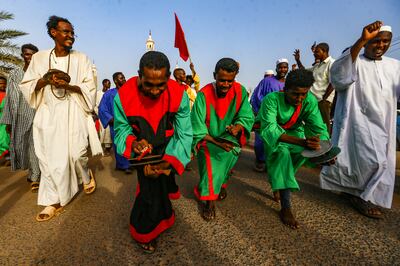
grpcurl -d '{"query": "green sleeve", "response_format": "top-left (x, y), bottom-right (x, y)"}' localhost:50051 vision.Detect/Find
top-left (113, 94), bottom-right (136, 159)
top-left (190, 92), bottom-right (208, 152)
top-left (233, 86), bottom-right (255, 139)
top-left (303, 94), bottom-right (330, 141)
top-left (258, 93), bottom-right (285, 151)
top-left (163, 92), bottom-right (193, 174)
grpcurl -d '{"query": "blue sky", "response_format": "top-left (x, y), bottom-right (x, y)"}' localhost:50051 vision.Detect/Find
top-left (2, 0), bottom-right (400, 91)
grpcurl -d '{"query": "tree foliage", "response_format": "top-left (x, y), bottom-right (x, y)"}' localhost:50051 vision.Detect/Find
top-left (0, 11), bottom-right (27, 76)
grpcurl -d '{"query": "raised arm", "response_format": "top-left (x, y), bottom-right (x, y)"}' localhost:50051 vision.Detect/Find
top-left (350, 21), bottom-right (383, 62)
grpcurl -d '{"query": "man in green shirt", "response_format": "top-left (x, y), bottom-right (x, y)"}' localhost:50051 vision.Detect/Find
top-left (191, 58), bottom-right (254, 221)
top-left (258, 69), bottom-right (330, 229)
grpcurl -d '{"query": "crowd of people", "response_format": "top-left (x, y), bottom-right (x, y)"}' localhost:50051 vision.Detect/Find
top-left (0, 15), bottom-right (399, 254)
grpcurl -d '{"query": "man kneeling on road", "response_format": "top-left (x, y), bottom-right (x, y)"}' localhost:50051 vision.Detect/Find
top-left (258, 69), bottom-right (331, 229)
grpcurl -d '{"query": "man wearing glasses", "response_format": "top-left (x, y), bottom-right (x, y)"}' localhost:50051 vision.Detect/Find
top-left (20, 15), bottom-right (102, 222)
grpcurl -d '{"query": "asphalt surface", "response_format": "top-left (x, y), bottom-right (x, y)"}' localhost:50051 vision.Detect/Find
top-left (0, 149), bottom-right (399, 265)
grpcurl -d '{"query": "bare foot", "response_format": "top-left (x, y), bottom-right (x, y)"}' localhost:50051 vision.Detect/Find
top-left (137, 239), bottom-right (157, 254)
top-left (202, 200), bottom-right (216, 221)
top-left (218, 187), bottom-right (227, 201)
top-left (273, 191), bottom-right (280, 202)
top-left (279, 208), bottom-right (299, 229)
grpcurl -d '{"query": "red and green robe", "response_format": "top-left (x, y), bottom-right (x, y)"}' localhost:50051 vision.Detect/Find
top-left (191, 82), bottom-right (254, 200)
top-left (258, 91), bottom-right (329, 191)
top-left (113, 77), bottom-right (192, 243)
top-left (0, 91), bottom-right (10, 159)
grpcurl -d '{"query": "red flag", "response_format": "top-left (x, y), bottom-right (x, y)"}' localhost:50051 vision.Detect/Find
top-left (174, 13), bottom-right (189, 61)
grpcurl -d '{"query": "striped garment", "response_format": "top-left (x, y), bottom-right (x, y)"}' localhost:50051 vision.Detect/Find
top-left (0, 67), bottom-right (40, 181)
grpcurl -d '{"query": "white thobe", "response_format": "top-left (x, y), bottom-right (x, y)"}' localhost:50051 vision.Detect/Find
top-left (20, 49), bottom-right (102, 206)
top-left (320, 49), bottom-right (400, 208)
top-left (95, 90), bottom-right (112, 145)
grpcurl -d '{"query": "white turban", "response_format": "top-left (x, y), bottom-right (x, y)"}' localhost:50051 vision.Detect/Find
top-left (276, 58), bottom-right (289, 66)
top-left (265, 70), bottom-right (274, 75)
top-left (379, 25), bottom-right (392, 33)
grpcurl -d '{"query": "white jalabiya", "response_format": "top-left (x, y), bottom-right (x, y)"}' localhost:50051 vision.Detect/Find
top-left (20, 49), bottom-right (102, 206)
top-left (95, 90), bottom-right (112, 145)
top-left (320, 49), bottom-right (400, 208)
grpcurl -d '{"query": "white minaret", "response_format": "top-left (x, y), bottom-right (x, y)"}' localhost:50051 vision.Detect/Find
top-left (146, 30), bottom-right (155, 51)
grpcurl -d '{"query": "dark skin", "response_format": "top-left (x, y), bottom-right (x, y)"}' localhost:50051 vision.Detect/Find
top-left (0, 79), bottom-right (6, 91)
top-left (293, 45), bottom-right (334, 102)
top-left (37, 21), bottom-right (79, 220)
top-left (21, 48), bottom-right (37, 72)
top-left (278, 86), bottom-right (331, 229)
top-left (6, 48), bottom-right (38, 134)
top-left (131, 67), bottom-right (172, 178)
top-left (279, 86), bottom-right (321, 150)
top-left (293, 41), bottom-right (322, 69)
top-left (275, 62), bottom-right (289, 81)
top-left (351, 21), bottom-right (391, 62)
top-left (348, 21), bottom-right (389, 217)
top-left (102, 80), bottom-right (111, 92)
top-left (173, 69), bottom-right (186, 84)
top-left (108, 74), bottom-right (126, 126)
top-left (202, 68), bottom-right (243, 221)
top-left (34, 21), bottom-right (81, 95)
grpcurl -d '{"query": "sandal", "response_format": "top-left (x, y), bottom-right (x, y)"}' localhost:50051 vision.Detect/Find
top-left (217, 187), bottom-right (227, 201)
top-left (31, 182), bottom-right (39, 193)
top-left (83, 169), bottom-right (96, 195)
top-left (36, 206), bottom-right (63, 222)
top-left (137, 240), bottom-right (157, 254)
top-left (349, 196), bottom-right (383, 219)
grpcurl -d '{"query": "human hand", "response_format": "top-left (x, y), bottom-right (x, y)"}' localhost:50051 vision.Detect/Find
top-left (226, 124), bottom-right (243, 137)
top-left (293, 49), bottom-right (301, 61)
top-left (132, 139), bottom-right (153, 155)
top-left (361, 21), bottom-right (383, 42)
top-left (190, 62), bottom-right (195, 71)
top-left (143, 164), bottom-right (160, 178)
top-left (305, 135), bottom-right (320, 150)
top-left (311, 41), bottom-right (317, 53)
top-left (217, 140), bottom-right (234, 152)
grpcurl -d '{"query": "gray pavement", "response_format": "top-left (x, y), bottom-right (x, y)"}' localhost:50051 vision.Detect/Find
top-left (0, 149), bottom-right (399, 265)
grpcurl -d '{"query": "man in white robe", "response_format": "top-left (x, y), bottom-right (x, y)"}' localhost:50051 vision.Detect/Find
top-left (320, 21), bottom-right (400, 218)
top-left (20, 15), bottom-right (102, 221)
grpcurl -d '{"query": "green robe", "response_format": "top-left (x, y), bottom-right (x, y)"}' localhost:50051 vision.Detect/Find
top-left (258, 91), bottom-right (329, 191)
top-left (191, 82), bottom-right (254, 200)
top-left (0, 92), bottom-right (10, 158)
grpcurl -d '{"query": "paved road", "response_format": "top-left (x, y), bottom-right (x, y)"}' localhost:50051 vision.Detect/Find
top-left (0, 149), bottom-right (399, 265)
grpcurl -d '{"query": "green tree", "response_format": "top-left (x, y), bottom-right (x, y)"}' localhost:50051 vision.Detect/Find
top-left (0, 11), bottom-right (27, 76)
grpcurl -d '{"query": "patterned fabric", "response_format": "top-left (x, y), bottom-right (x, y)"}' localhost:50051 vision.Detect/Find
top-left (0, 67), bottom-right (40, 180)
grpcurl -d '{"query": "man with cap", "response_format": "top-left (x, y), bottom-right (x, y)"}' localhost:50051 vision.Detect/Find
top-left (264, 70), bottom-right (274, 78)
top-left (293, 42), bottom-right (335, 133)
top-left (320, 21), bottom-right (400, 219)
top-left (250, 59), bottom-right (288, 176)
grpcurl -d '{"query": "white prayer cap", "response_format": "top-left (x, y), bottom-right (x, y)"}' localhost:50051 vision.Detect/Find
top-left (276, 58), bottom-right (289, 65)
top-left (265, 70), bottom-right (274, 75)
top-left (379, 25), bottom-right (392, 33)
